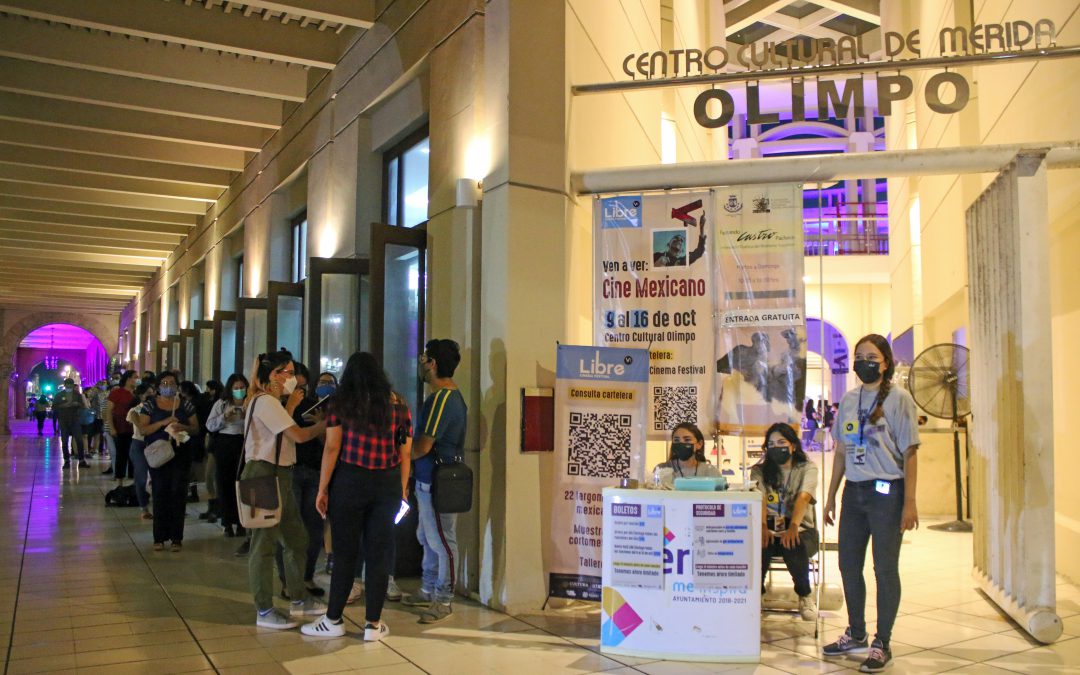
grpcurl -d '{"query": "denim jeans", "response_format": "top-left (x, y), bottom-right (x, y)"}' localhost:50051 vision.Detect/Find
top-left (129, 439), bottom-right (150, 509)
top-left (761, 529), bottom-right (816, 597)
top-left (415, 481), bottom-right (458, 604)
top-left (838, 479), bottom-right (905, 643)
top-left (58, 420), bottom-right (85, 461)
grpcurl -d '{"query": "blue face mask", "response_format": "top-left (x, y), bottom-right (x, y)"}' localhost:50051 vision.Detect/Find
top-left (315, 383), bottom-right (336, 398)
top-left (231, 388), bottom-right (246, 401)
top-left (159, 385), bottom-right (176, 398)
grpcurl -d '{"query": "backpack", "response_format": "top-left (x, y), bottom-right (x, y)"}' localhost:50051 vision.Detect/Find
top-left (104, 483), bottom-right (139, 507)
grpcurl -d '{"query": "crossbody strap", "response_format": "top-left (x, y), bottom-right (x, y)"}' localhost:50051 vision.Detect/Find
top-left (239, 394), bottom-right (283, 480)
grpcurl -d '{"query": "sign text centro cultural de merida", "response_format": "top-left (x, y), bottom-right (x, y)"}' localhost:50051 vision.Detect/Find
top-left (617, 19), bottom-right (1057, 127)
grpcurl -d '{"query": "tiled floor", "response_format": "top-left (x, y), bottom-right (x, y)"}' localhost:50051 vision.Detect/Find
top-left (2, 420), bottom-right (1078, 674)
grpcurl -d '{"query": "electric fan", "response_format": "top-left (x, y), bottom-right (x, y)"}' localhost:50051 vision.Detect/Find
top-left (908, 343), bottom-right (971, 532)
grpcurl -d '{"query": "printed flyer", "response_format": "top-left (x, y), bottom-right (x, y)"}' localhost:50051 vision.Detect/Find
top-left (691, 502), bottom-right (752, 589)
top-left (608, 502), bottom-right (664, 589)
top-left (594, 192), bottom-right (714, 439)
top-left (548, 345), bottom-right (649, 601)
top-left (712, 184), bottom-right (807, 435)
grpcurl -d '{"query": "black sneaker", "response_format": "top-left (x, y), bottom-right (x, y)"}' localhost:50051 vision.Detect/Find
top-left (822, 628), bottom-right (869, 657)
top-left (234, 539), bottom-right (251, 557)
top-left (101, 468), bottom-right (113, 475)
top-left (859, 638), bottom-right (892, 673)
top-left (78, 460), bottom-right (90, 468)
top-left (62, 460), bottom-right (70, 469)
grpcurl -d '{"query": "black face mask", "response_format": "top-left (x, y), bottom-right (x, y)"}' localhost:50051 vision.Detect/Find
top-left (671, 442), bottom-right (695, 462)
top-left (767, 446), bottom-right (792, 465)
top-left (853, 359), bottom-right (882, 384)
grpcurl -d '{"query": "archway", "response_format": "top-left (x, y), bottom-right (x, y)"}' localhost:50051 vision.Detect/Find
top-left (805, 317), bottom-right (849, 408)
top-left (1, 313), bottom-right (117, 434)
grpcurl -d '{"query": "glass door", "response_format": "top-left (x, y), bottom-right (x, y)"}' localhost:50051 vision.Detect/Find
top-left (167, 335), bottom-right (182, 372)
top-left (267, 281), bottom-right (305, 365)
top-left (307, 258), bottom-right (369, 380)
top-left (236, 298), bottom-right (269, 376)
top-left (155, 340), bottom-right (169, 373)
top-left (179, 329), bottom-right (197, 382)
top-left (371, 224), bottom-right (427, 413)
top-left (212, 310), bottom-right (237, 381)
top-left (193, 320), bottom-right (215, 385)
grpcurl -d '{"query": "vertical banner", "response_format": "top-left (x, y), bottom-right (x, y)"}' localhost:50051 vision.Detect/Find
top-left (594, 192), bottom-right (714, 439)
top-left (549, 345), bottom-right (648, 600)
top-left (713, 184), bottom-right (806, 436)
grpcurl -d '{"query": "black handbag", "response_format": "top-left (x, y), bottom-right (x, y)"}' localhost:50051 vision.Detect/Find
top-left (431, 457), bottom-right (473, 514)
top-left (235, 395), bottom-right (284, 528)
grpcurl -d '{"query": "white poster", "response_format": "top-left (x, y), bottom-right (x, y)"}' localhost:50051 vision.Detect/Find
top-left (548, 345), bottom-right (649, 601)
top-left (712, 184), bottom-right (807, 436)
top-left (691, 502), bottom-right (752, 589)
top-left (595, 193), bottom-right (714, 439)
top-left (609, 502), bottom-right (665, 589)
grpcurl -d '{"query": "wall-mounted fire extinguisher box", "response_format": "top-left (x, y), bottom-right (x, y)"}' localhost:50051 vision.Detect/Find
top-left (521, 387), bottom-right (554, 452)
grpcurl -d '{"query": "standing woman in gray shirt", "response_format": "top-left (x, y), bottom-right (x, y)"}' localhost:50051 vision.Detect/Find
top-left (821, 334), bottom-right (920, 674)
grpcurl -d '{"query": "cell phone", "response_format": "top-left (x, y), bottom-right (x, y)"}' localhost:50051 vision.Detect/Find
top-left (394, 499), bottom-right (411, 524)
top-left (301, 395), bottom-right (330, 417)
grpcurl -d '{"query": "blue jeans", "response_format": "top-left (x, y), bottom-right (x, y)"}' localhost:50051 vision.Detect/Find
top-left (415, 481), bottom-right (457, 603)
top-left (129, 439), bottom-right (150, 509)
top-left (838, 479), bottom-right (905, 643)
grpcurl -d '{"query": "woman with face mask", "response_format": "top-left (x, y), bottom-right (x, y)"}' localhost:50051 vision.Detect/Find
top-left (127, 383), bottom-right (156, 519)
top-left (822, 334), bottom-right (920, 673)
top-left (651, 423), bottom-right (720, 490)
top-left (137, 372), bottom-right (200, 552)
top-left (751, 422), bottom-right (819, 621)
top-left (207, 373), bottom-right (250, 538)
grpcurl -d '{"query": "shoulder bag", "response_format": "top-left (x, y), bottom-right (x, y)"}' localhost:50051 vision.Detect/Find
top-left (432, 454), bottom-right (473, 514)
top-left (235, 395), bottom-right (283, 529)
top-left (144, 397), bottom-right (178, 468)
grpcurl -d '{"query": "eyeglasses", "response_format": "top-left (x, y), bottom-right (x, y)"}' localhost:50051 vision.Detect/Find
top-left (278, 369), bottom-right (295, 377)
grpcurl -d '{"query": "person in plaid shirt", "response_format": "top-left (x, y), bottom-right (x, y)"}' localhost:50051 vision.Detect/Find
top-left (303, 351), bottom-right (411, 642)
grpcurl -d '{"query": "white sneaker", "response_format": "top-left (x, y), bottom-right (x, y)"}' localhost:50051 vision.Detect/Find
top-left (364, 621), bottom-right (389, 642)
top-left (799, 595), bottom-right (818, 621)
top-left (347, 581), bottom-right (364, 604)
top-left (290, 597), bottom-right (328, 616)
top-left (256, 609), bottom-right (299, 630)
top-left (386, 576), bottom-right (402, 601)
top-left (301, 614), bottom-right (346, 638)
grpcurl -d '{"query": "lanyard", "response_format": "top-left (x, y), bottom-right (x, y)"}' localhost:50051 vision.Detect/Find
top-left (673, 460), bottom-right (699, 478)
top-left (777, 466), bottom-right (796, 515)
top-left (857, 386), bottom-right (871, 444)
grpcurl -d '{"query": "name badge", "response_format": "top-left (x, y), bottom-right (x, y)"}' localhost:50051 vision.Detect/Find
top-left (853, 444), bottom-right (867, 466)
top-left (875, 480), bottom-right (891, 495)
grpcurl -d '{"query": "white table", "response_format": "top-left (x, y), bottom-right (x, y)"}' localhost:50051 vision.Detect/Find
top-left (600, 488), bottom-right (762, 662)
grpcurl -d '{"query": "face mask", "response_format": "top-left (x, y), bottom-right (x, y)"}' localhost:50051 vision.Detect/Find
top-left (98, 384), bottom-right (107, 391)
top-left (135, 379), bottom-right (142, 386)
top-left (671, 442), bottom-right (695, 462)
top-left (315, 383), bottom-right (336, 398)
top-left (282, 376), bottom-right (298, 395)
top-left (767, 446), bottom-right (792, 465)
top-left (853, 359), bottom-right (882, 384)
top-left (231, 388), bottom-right (246, 401)
top-left (159, 385), bottom-right (176, 398)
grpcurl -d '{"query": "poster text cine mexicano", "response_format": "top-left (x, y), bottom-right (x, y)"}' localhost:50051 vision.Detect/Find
top-left (618, 19), bottom-right (1057, 127)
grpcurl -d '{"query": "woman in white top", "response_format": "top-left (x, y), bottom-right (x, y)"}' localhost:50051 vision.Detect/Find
top-left (126, 383), bottom-right (155, 519)
top-left (206, 373), bottom-right (248, 537)
top-left (242, 350), bottom-right (327, 631)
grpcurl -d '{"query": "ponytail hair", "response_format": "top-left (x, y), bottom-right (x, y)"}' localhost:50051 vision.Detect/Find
top-left (854, 333), bottom-right (894, 423)
top-left (250, 349), bottom-right (293, 400)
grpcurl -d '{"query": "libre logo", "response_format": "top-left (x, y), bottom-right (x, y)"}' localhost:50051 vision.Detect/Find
top-left (752, 197), bottom-right (771, 213)
top-left (724, 194), bottom-right (743, 213)
top-left (663, 527), bottom-right (676, 546)
top-left (601, 196), bottom-right (642, 229)
top-left (602, 587), bottom-right (643, 647)
top-left (578, 350), bottom-right (625, 377)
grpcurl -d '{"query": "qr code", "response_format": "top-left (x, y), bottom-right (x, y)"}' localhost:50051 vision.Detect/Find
top-left (567, 412), bottom-right (632, 479)
top-left (653, 386), bottom-right (698, 431)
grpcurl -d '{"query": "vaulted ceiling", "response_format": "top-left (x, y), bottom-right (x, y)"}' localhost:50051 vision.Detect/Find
top-left (0, 0), bottom-right (369, 313)
top-left (724, 0), bottom-right (881, 49)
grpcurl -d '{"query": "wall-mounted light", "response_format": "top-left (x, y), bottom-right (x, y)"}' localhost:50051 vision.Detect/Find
top-left (455, 177), bottom-right (482, 208)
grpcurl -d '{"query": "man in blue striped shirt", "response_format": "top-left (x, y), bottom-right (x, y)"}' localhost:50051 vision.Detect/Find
top-left (403, 339), bottom-right (467, 624)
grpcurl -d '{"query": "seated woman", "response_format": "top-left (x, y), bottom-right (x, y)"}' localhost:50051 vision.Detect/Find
top-left (751, 422), bottom-right (819, 621)
top-left (651, 422), bottom-right (720, 490)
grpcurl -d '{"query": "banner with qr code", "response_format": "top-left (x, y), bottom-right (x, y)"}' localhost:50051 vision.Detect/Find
top-left (594, 192), bottom-right (714, 440)
top-left (712, 184), bottom-right (806, 436)
top-left (548, 344), bottom-right (648, 600)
